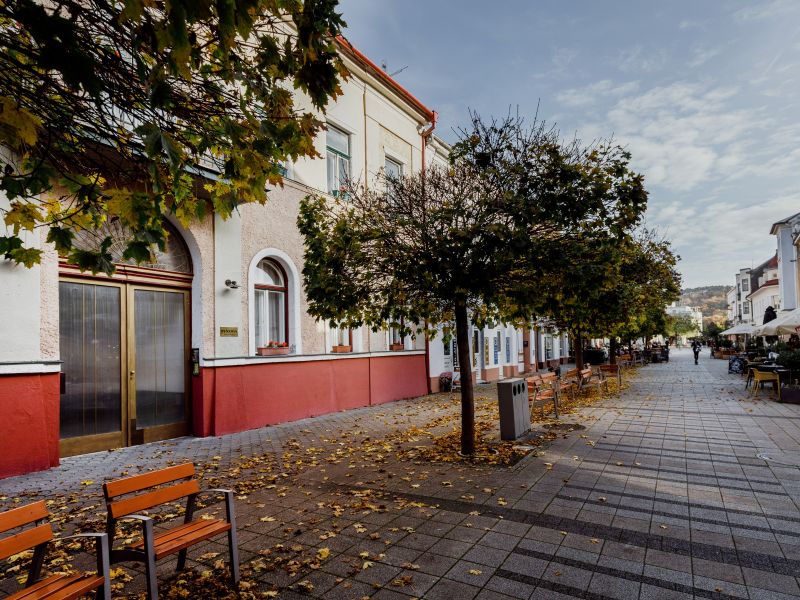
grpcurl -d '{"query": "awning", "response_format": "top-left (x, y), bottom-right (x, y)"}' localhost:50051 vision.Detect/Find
top-left (720, 323), bottom-right (756, 335)
top-left (752, 308), bottom-right (800, 336)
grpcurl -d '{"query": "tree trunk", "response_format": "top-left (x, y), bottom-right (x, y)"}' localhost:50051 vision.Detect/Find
top-left (609, 338), bottom-right (618, 365)
top-left (455, 300), bottom-right (475, 456)
top-left (574, 331), bottom-right (584, 370)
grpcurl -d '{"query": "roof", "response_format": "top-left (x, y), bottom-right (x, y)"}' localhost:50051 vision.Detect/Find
top-left (770, 211), bottom-right (800, 234)
top-left (746, 279), bottom-right (779, 299)
top-left (335, 36), bottom-right (436, 123)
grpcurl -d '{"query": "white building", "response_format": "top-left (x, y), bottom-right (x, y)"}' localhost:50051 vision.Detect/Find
top-left (770, 212), bottom-right (800, 312)
top-left (665, 303), bottom-right (703, 345)
top-left (746, 254), bottom-right (779, 325)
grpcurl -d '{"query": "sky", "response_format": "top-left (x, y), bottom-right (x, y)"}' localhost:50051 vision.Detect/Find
top-left (337, 0), bottom-right (800, 289)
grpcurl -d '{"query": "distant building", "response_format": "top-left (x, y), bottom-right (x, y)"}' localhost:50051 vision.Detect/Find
top-left (666, 303), bottom-right (703, 345)
top-left (746, 254), bottom-right (780, 325)
top-left (770, 212), bottom-right (800, 312)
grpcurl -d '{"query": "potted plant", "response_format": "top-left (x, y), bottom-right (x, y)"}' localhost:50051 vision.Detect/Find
top-left (257, 341), bottom-right (290, 356)
top-left (389, 342), bottom-right (404, 351)
top-left (331, 344), bottom-right (352, 353)
top-left (439, 371), bottom-right (453, 392)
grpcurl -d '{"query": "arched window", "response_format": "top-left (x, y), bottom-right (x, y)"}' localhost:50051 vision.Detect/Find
top-left (254, 258), bottom-right (288, 348)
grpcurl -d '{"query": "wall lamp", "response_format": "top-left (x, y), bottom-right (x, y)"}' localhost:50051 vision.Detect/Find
top-left (224, 279), bottom-right (241, 289)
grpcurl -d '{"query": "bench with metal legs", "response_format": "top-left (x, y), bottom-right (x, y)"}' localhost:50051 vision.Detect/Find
top-left (103, 463), bottom-right (239, 600)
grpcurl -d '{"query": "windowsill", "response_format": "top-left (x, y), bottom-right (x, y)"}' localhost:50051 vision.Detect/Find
top-left (201, 349), bottom-right (425, 367)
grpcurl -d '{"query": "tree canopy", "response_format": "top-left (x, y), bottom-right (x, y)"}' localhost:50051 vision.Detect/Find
top-left (298, 114), bottom-right (665, 454)
top-left (0, 0), bottom-right (346, 272)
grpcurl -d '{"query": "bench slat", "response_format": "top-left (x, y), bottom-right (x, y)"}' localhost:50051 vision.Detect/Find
top-left (104, 463), bottom-right (195, 499)
top-left (0, 523), bottom-right (52, 561)
top-left (10, 573), bottom-right (104, 600)
top-left (131, 519), bottom-right (231, 560)
top-left (0, 501), bottom-right (48, 535)
top-left (108, 479), bottom-right (200, 519)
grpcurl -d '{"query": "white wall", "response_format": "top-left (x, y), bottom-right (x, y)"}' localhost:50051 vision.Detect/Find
top-left (0, 193), bottom-right (43, 364)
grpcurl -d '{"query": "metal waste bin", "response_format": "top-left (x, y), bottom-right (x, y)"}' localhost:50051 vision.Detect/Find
top-left (497, 378), bottom-right (531, 440)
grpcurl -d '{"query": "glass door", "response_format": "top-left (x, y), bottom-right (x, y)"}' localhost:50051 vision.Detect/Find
top-left (59, 281), bottom-right (126, 455)
top-left (129, 287), bottom-right (190, 443)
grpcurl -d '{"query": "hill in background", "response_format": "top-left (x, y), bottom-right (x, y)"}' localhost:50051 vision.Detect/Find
top-left (680, 285), bottom-right (729, 327)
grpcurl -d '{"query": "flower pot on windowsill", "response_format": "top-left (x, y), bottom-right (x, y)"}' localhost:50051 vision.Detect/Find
top-left (257, 346), bottom-right (290, 356)
top-left (389, 343), bottom-right (405, 351)
top-left (331, 345), bottom-right (352, 353)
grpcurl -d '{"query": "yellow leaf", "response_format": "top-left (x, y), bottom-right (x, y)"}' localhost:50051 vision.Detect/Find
top-left (468, 569), bottom-right (482, 575)
top-left (0, 97), bottom-right (40, 148)
top-left (317, 547), bottom-right (330, 560)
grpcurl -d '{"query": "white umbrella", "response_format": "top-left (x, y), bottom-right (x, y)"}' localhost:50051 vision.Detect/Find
top-left (753, 308), bottom-right (800, 336)
top-left (720, 323), bottom-right (756, 335)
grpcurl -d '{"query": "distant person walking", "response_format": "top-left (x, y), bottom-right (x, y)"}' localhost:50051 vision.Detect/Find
top-left (691, 339), bottom-right (702, 365)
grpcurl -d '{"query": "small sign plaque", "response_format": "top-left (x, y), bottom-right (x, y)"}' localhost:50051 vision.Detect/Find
top-left (219, 327), bottom-right (239, 337)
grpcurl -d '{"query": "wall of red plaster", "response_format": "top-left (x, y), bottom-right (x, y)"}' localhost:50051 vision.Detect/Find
top-left (0, 373), bottom-right (59, 478)
top-left (193, 354), bottom-right (427, 437)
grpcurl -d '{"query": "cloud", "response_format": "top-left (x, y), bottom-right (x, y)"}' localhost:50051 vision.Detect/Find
top-left (580, 82), bottom-right (762, 192)
top-left (687, 46), bottom-right (723, 68)
top-left (734, 0), bottom-right (800, 22)
top-left (555, 80), bottom-right (639, 108)
top-left (613, 45), bottom-right (668, 73)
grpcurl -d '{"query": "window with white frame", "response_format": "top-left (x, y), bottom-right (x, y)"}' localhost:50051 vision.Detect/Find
top-left (326, 125), bottom-right (350, 196)
top-left (254, 259), bottom-right (288, 349)
top-left (741, 279), bottom-right (749, 292)
top-left (384, 156), bottom-right (403, 181)
top-left (333, 326), bottom-right (352, 349)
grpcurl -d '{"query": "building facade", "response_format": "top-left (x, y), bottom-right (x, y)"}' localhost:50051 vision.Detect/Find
top-left (770, 212), bottom-right (800, 313)
top-left (0, 39), bottom-right (577, 479)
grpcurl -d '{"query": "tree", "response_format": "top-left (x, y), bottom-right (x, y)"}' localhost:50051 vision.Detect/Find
top-left (605, 232), bottom-right (681, 357)
top-left (298, 114), bottom-right (604, 455)
top-left (668, 313), bottom-right (697, 342)
top-left (0, 0), bottom-right (346, 272)
top-left (515, 144), bottom-right (650, 369)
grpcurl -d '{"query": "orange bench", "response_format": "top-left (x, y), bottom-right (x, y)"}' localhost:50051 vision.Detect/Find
top-left (103, 463), bottom-right (239, 600)
top-left (0, 500), bottom-right (110, 600)
top-left (527, 373), bottom-right (560, 418)
top-left (597, 364), bottom-right (622, 386)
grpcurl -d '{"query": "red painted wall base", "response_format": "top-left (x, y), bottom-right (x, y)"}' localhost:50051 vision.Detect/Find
top-left (192, 353), bottom-right (428, 437)
top-left (0, 373), bottom-right (60, 479)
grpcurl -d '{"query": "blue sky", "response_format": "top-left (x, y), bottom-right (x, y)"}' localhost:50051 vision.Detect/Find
top-left (337, 0), bottom-right (800, 289)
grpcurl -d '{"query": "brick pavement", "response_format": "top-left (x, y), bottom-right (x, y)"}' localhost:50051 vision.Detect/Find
top-left (4, 348), bottom-right (800, 598)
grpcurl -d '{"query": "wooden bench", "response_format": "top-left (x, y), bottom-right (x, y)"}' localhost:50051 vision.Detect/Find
top-left (527, 373), bottom-right (559, 418)
top-left (103, 463), bottom-right (239, 600)
top-left (0, 500), bottom-right (110, 600)
top-left (618, 354), bottom-right (633, 368)
top-left (558, 368), bottom-right (580, 401)
top-left (597, 364), bottom-right (622, 387)
top-left (579, 367), bottom-right (609, 395)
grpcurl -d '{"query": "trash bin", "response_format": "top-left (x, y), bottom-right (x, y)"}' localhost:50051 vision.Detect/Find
top-left (497, 378), bottom-right (531, 440)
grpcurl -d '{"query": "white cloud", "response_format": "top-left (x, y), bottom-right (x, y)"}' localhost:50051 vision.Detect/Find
top-left (734, 0), bottom-right (799, 22)
top-left (687, 46), bottom-right (723, 68)
top-left (555, 80), bottom-right (639, 108)
top-left (613, 45), bottom-right (668, 73)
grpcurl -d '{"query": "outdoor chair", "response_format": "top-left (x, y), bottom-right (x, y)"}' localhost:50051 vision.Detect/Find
top-left (0, 500), bottom-right (111, 600)
top-left (751, 370), bottom-right (780, 400)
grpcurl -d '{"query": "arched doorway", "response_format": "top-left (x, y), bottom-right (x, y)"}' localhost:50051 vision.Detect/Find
top-left (58, 221), bottom-right (193, 456)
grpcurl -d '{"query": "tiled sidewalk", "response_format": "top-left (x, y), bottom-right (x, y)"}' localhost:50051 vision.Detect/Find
top-left (4, 348), bottom-right (800, 599)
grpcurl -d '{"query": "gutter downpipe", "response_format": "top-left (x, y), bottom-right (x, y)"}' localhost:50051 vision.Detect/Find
top-left (421, 112), bottom-right (437, 393)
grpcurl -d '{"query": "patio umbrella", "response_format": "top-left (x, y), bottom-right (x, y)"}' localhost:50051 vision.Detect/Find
top-left (753, 308), bottom-right (800, 336)
top-left (720, 323), bottom-right (756, 335)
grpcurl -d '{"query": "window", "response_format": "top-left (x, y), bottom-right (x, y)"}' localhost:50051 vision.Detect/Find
top-left (333, 327), bottom-right (352, 349)
top-left (326, 125), bottom-right (350, 196)
top-left (741, 279), bottom-right (749, 292)
top-left (743, 303), bottom-right (750, 315)
top-left (384, 156), bottom-right (403, 180)
top-left (254, 259), bottom-right (288, 349)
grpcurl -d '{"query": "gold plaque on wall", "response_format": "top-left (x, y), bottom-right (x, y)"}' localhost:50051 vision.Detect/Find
top-left (219, 327), bottom-right (239, 337)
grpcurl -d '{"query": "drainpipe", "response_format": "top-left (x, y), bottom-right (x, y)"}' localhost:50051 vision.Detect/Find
top-left (420, 113), bottom-right (436, 394)
top-left (419, 112), bottom-right (438, 176)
